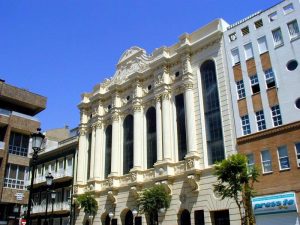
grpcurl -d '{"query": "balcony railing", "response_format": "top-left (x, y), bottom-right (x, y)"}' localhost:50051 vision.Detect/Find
top-left (0, 141), bottom-right (5, 150)
top-left (32, 201), bottom-right (70, 214)
top-left (0, 108), bottom-right (11, 116)
top-left (25, 169), bottom-right (73, 186)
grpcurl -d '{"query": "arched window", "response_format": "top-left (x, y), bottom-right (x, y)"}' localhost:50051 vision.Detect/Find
top-left (200, 60), bottom-right (225, 164)
top-left (175, 94), bottom-right (187, 161)
top-left (125, 210), bottom-right (133, 225)
top-left (123, 115), bottom-right (134, 174)
top-left (104, 125), bottom-right (112, 178)
top-left (146, 107), bottom-right (157, 168)
top-left (180, 209), bottom-right (191, 225)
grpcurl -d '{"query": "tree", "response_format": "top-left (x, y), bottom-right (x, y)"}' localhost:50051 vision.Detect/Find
top-left (75, 192), bottom-right (98, 217)
top-left (213, 154), bottom-right (259, 225)
top-left (137, 184), bottom-right (171, 225)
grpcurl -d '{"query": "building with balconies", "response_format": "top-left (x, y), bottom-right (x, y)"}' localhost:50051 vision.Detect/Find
top-left (0, 80), bottom-right (46, 225)
top-left (224, 0), bottom-right (300, 224)
top-left (26, 127), bottom-right (78, 225)
top-left (74, 19), bottom-right (240, 225)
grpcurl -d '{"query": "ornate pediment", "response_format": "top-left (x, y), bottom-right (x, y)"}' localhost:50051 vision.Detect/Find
top-left (110, 46), bottom-right (151, 85)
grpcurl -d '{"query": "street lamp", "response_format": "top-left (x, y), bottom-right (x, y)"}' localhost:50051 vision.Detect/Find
top-left (132, 209), bottom-right (138, 225)
top-left (44, 172), bottom-right (54, 225)
top-left (26, 128), bottom-right (45, 225)
top-left (50, 190), bottom-right (56, 225)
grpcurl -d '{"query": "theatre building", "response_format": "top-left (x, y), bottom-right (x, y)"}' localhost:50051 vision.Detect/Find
top-left (74, 19), bottom-right (240, 225)
top-left (224, 0), bottom-right (300, 224)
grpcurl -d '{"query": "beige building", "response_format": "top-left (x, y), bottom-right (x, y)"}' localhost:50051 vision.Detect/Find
top-left (0, 80), bottom-right (46, 225)
top-left (74, 19), bottom-right (239, 225)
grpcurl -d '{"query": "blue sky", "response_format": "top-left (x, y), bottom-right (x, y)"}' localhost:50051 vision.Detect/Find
top-left (0, 0), bottom-right (280, 131)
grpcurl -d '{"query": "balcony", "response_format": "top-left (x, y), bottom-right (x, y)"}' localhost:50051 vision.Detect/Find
top-left (26, 169), bottom-right (73, 186)
top-left (0, 141), bottom-right (4, 150)
top-left (31, 201), bottom-right (70, 214)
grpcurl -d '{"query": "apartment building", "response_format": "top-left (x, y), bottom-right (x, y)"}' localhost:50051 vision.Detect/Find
top-left (0, 80), bottom-right (46, 225)
top-left (224, 0), bottom-right (300, 224)
top-left (26, 127), bottom-right (78, 225)
top-left (74, 19), bottom-right (239, 225)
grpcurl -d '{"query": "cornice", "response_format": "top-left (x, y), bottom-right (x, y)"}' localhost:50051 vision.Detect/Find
top-left (237, 121), bottom-right (300, 145)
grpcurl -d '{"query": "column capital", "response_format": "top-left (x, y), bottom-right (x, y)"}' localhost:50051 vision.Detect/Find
top-left (79, 127), bottom-right (88, 136)
top-left (184, 82), bottom-right (193, 90)
top-left (161, 91), bottom-right (171, 100)
top-left (111, 113), bottom-right (120, 122)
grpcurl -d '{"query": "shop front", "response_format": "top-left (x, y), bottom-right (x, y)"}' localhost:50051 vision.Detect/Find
top-left (252, 192), bottom-right (299, 225)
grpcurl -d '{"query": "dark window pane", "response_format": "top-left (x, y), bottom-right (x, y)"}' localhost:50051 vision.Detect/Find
top-left (200, 60), bottom-right (224, 164)
top-left (213, 210), bottom-right (230, 225)
top-left (18, 166), bottom-right (25, 180)
top-left (195, 210), bottom-right (205, 225)
top-left (180, 210), bottom-right (191, 225)
top-left (146, 107), bottom-right (157, 168)
top-left (105, 125), bottom-right (112, 178)
top-left (87, 133), bottom-right (92, 179)
top-left (123, 115), bottom-right (134, 174)
top-left (175, 94), bottom-right (187, 161)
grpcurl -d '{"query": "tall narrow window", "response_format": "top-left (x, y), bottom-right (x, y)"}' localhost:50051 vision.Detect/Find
top-left (246, 154), bottom-right (254, 172)
top-left (287, 20), bottom-right (300, 39)
top-left (271, 105), bottom-right (282, 126)
top-left (123, 115), bottom-right (134, 174)
top-left (261, 150), bottom-right (272, 173)
top-left (256, 110), bottom-right (266, 131)
top-left (283, 3), bottom-right (294, 14)
top-left (175, 94), bottom-right (187, 161)
top-left (231, 48), bottom-right (240, 65)
top-left (268, 12), bottom-right (277, 22)
top-left (264, 68), bottom-right (276, 88)
top-left (87, 133), bottom-right (92, 179)
top-left (295, 142), bottom-right (300, 167)
top-left (244, 43), bottom-right (254, 60)
top-left (236, 80), bottom-right (246, 99)
top-left (180, 210), bottom-right (191, 225)
top-left (250, 74), bottom-right (260, 94)
top-left (272, 28), bottom-right (284, 47)
top-left (241, 115), bottom-right (251, 135)
top-left (146, 107), bottom-right (157, 168)
top-left (201, 60), bottom-right (224, 165)
top-left (104, 125), bottom-right (112, 178)
top-left (257, 36), bottom-right (268, 54)
top-left (278, 146), bottom-right (290, 170)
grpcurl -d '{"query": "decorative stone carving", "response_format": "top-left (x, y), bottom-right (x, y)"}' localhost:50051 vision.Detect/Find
top-left (184, 83), bottom-right (193, 90)
top-left (107, 178), bottom-right (113, 187)
top-left (110, 47), bottom-right (151, 85)
top-left (131, 172), bottom-right (137, 182)
top-left (186, 158), bottom-right (194, 169)
top-left (89, 184), bottom-right (94, 191)
top-left (111, 113), bottom-right (119, 122)
top-left (187, 174), bottom-right (200, 192)
top-left (107, 191), bottom-right (117, 204)
top-left (79, 128), bottom-right (87, 136)
top-left (161, 92), bottom-right (170, 100)
top-left (155, 180), bottom-right (172, 195)
top-left (130, 186), bottom-right (141, 199)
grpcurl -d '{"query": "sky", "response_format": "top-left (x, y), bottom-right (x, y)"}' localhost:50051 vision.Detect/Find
top-left (0, 0), bottom-right (280, 131)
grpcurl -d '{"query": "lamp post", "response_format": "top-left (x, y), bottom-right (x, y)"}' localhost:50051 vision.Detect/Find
top-left (50, 190), bottom-right (56, 225)
top-left (132, 209), bottom-right (138, 225)
top-left (45, 172), bottom-right (54, 225)
top-left (26, 128), bottom-right (45, 225)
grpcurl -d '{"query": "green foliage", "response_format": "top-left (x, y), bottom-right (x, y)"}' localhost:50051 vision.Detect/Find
top-left (213, 154), bottom-right (259, 225)
top-left (76, 193), bottom-right (98, 216)
top-left (137, 185), bottom-right (171, 224)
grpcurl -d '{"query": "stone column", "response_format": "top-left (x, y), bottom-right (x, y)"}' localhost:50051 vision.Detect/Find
top-left (133, 102), bottom-right (142, 170)
top-left (89, 126), bottom-right (96, 179)
top-left (94, 121), bottom-right (104, 180)
top-left (77, 126), bottom-right (88, 184)
top-left (155, 96), bottom-right (163, 162)
top-left (110, 112), bottom-right (120, 176)
top-left (184, 83), bottom-right (197, 155)
top-left (161, 91), bottom-right (172, 161)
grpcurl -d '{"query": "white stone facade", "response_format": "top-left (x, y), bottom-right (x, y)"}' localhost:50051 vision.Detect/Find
top-left (74, 19), bottom-right (239, 225)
